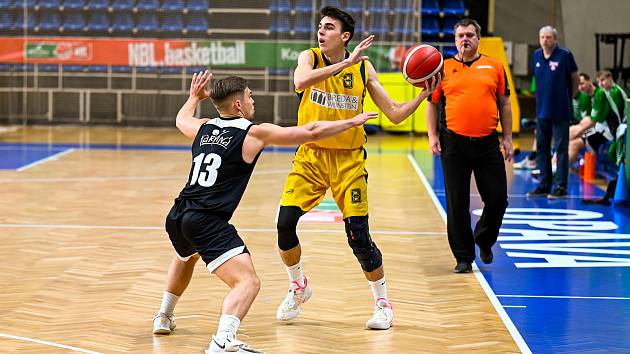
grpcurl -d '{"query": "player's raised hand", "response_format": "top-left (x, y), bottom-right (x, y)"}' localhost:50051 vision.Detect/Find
top-left (345, 35), bottom-right (375, 66)
top-left (350, 111), bottom-right (378, 126)
top-left (190, 70), bottom-right (212, 100)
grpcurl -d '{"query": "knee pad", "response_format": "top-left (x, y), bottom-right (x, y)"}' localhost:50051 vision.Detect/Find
top-left (277, 206), bottom-right (303, 251)
top-left (344, 215), bottom-right (382, 272)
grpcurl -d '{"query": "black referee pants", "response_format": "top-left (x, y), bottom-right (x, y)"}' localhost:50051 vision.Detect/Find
top-left (439, 128), bottom-right (508, 263)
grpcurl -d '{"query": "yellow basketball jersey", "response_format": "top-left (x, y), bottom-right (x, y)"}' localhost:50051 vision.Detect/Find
top-left (296, 48), bottom-right (368, 149)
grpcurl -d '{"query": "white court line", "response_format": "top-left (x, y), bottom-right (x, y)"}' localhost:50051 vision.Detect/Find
top-left (0, 332), bottom-right (102, 354)
top-left (503, 305), bottom-right (527, 308)
top-left (0, 223), bottom-right (444, 236)
top-left (407, 154), bottom-right (532, 354)
top-left (497, 294), bottom-right (630, 301)
top-left (16, 148), bottom-right (76, 171)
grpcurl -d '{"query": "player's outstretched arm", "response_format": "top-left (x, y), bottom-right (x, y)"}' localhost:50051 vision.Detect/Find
top-left (176, 70), bottom-right (211, 139)
top-left (294, 35), bottom-right (375, 91)
top-left (366, 61), bottom-right (441, 124)
top-left (242, 112), bottom-right (376, 162)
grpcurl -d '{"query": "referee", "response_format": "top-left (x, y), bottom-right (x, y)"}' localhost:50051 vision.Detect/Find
top-left (425, 18), bottom-right (513, 273)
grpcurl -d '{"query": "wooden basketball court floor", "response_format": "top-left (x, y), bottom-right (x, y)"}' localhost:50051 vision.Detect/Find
top-left (0, 126), bottom-right (520, 353)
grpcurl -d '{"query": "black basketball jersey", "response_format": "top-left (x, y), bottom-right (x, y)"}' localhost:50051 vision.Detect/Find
top-left (175, 116), bottom-right (261, 220)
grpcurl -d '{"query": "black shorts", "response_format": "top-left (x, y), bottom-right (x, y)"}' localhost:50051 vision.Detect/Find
top-left (165, 203), bottom-right (249, 273)
top-left (584, 132), bottom-right (609, 154)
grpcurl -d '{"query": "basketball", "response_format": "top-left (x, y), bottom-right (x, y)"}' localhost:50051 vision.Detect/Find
top-left (401, 44), bottom-right (444, 88)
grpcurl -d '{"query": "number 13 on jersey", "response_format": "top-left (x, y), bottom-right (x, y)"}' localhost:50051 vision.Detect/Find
top-left (190, 153), bottom-right (222, 187)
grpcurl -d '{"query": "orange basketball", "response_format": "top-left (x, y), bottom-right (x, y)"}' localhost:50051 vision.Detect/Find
top-left (401, 44), bottom-right (443, 88)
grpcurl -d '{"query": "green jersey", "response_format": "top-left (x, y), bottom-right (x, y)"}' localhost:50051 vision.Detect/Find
top-left (591, 85), bottom-right (626, 125)
top-left (573, 90), bottom-right (593, 123)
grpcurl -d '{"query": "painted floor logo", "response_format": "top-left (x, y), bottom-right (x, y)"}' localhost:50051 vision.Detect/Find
top-left (301, 200), bottom-right (343, 224)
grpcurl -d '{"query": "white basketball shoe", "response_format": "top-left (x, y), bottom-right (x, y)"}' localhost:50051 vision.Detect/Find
top-left (152, 312), bottom-right (176, 334)
top-left (276, 276), bottom-right (312, 321)
top-left (206, 336), bottom-right (264, 354)
top-left (365, 298), bottom-right (394, 330)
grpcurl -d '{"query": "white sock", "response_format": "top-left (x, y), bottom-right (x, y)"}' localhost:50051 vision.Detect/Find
top-left (216, 314), bottom-right (240, 341)
top-left (285, 262), bottom-right (305, 286)
top-left (368, 277), bottom-right (388, 305)
top-left (159, 291), bottom-right (180, 316)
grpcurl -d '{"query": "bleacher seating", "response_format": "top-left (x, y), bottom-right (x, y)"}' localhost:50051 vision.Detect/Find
top-left (442, 16), bottom-right (460, 38)
top-left (421, 15), bottom-right (440, 38)
top-left (0, 12), bottom-right (13, 30)
top-left (136, 12), bottom-right (158, 34)
top-left (63, 0), bottom-right (85, 10)
top-left (443, 0), bottom-right (466, 16)
top-left (18, 0), bottom-right (37, 10)
top-left (38, 11), bottom-right (61, 32)
top-left (294, 12), bottom-right (311, 34)
top-left (86, 11), bottom-right (110, 32)
top-left (394, 0), bottom-right (414, 14)
top-left (0, 0), bottom-right (16, 10)
top-left (111, 11), bottom-right (134, 34)
top-left (270, 0), bottom-right (290, 13)
top-left (111, 0), bottom-right (134, 11)
top-left (186, 13), bottom-right (207, 35)
top-left (136, 0), bottom-right (158, 11)
top-left (442, 46), bottom-right (458, 58)
top-left (11, 11), bottom-right (37, 31)
top-left (62, 11), bottom-right (85, 32)
top-left (368, 15), bottom-right (389, 35)
top-left (421, 0), bottom-right (441, 16)
top-left (160, 14), bottom-right (184, 35)
top-left (346, 0), bottom-right (363, 15)
top-left (162, 0), bottom-right (184, 12)
top-left (38, 64), bottom-right (60, 72)
top-left (367, 0), bottom-right (388, 14)
top-left (85, 0), bottom-right (109, 11)
top-left (186, 0), bottom-right (208, 12)
top-left (294, 0), bottom-right (311, 13)
top-left (62, 64), bottom-right (85, 72)
top-left (269, 13), bottom-right (290, 34)
top-left (39, 0), bottom-right (61, 10)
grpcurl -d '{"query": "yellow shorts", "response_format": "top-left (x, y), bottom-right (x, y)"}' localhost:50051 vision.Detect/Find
top-left (281, 144), bottom-right (368, 218)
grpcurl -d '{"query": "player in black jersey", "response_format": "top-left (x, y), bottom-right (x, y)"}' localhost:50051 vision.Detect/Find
top-left (151, 70), bottom-right (376, 354)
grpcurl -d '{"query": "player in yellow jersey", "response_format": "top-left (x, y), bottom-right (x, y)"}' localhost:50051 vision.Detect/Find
top-left (275, 6), bottom-right (441, 330)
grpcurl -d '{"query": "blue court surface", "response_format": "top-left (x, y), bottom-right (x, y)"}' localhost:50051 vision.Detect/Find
top-left (412, 152), bottom-right (630, 353)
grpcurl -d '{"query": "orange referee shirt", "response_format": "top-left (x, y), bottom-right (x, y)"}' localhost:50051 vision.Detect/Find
top-left (429, 54), bottom-right (509, 137)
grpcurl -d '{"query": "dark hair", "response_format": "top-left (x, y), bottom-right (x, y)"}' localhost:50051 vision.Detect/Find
top-left (453, 18), bottom-right (481, 38)
top-left (597, 70), bottom-right (613, 80)
top-left (579, 72), bottom-right (590, 81)
top-left (320, 6), bottom-right (355, 46)
top-left (209, 76), bottom-right (249, 107)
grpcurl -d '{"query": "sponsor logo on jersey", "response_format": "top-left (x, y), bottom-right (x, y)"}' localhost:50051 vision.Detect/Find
top-left (477, 65), bottom-right (493, 69)
top-left (310, 88), bottom-right (359, 111)
top-left (200, 129), bottom-right (232, 149)
top-left (351, 188), bottom-right (362, 203)
top-left (549, 61), bottom-right (559, 71)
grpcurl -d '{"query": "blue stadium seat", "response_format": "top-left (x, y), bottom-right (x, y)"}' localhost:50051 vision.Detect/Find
top-left (111, 11), bottom-right (133, 34)
top-left (443, 0), bottom-right (465, 16)
top-left (159, 66), bottom-right (182, 74)
top-left (11, 11), bottom-right (37, 31)
top-left (346, 0), bottom-right (363, 14)
top-left (294, 0), bottom-right (310, 13)
top-left (394, 18), bottom-right (414, 37)
top-left (421, 0), bottom-right (440, 16)
top-left (367, 0), bottom-right (388, 14)
top-left (162, 0), bottom-right (183, 12)
top-left (62, 10), bottom-right (85, 31)
top-left (442, 46), bottom-right (458, 58)
top-left (160, 14), bottom-right (183, 34)
top-left (136, 0), bottom-right (158, 10)
top-left (111, 0), bottom-right (133, 10)
top-left (63, 0), bottom-right (85, 10)
top-left (421, 15), bottom-right (440, 38)
top-left (322, 0), bottom-right (340, 7)
top-left (0, 12), bottom-right (13, 30)
top-left (39, 0), bottom-right (60, 10)
top-left (112, 65), bottom-right (132, 72)
top-left (294, 12), bottom-right (311, 34)
top-left (0, 0), bottom-right (16, 10)
top-left (136, 12), bottom-right (158, 34)
top-left (270, 0), bottom-right (290, 13)
top-left (368, 15), bottom-right (389, 35)
top-left (442, 16), bottom-right (460, 37)
top-left (0, 64), bottom-right (14, 71)
top-left (185, 66), bottom-right (206, 74)
top-left (394, 0), bottom-right (414, 14)
top-left (186, 13), bottom-right (207, 35)
top-left (86, 65), bottom-right (108, 72)
top-left (186, 0), bottom-right (207, 12)
top-left (86, 11), bottom-right (110, 32)
top-left (269, 13), bottom-right (290, 34)
top-left (38, 11), bottom-right (61, 32)
top-left (14, 63), bottom-right (35, 71)
top-left (16, 0), bottom-right (37, 9)
top-left (136, 66), bottom-right (157, 73)
top-left (269, 67), bottom-right (289, 76)
top-left (37, 64), bottom-right (59, 72)
top-left (85, 0), bottom-right (109, 10)
top-left (62, 64), bottom-right (84, 72)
